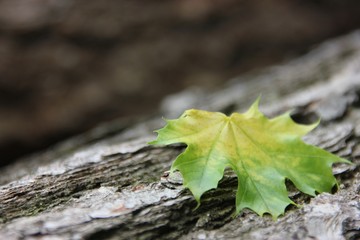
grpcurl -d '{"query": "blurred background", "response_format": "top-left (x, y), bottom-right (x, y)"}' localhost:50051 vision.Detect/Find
top-left (1, 0), bottom-right (360, 166)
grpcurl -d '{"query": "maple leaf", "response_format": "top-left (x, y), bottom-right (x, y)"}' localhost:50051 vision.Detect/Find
top-left (149, 98), bottom-right (350, 218)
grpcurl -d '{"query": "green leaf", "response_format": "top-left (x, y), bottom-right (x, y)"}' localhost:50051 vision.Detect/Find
top-left (149, 98), bottom-right (350, 218)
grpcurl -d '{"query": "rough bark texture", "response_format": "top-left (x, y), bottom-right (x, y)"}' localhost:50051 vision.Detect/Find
top-left (1, 31), bottom-right (360, 240)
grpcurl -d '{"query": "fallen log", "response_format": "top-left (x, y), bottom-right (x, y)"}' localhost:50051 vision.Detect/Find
top-left (1, 31), bottom-right (360, 240)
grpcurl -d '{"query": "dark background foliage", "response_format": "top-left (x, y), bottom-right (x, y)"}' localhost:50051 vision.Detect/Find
top-left (1, 0), bottom-right (360, 165)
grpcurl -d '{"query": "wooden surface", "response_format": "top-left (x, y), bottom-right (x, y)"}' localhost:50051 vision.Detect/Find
top-left (1, 31), bottom-right (360, 240)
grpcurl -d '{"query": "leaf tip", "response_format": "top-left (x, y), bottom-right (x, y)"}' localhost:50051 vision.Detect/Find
top-left (337, 157), bottom-right (353, 165)
top-left (252, 95), bottom-right (261, 109)
top-left (255, 94), bottom-right (262, 103)
top-left (244, 95), bottom-right (263, 117)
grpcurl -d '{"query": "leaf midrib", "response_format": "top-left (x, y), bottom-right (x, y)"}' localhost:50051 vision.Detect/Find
top-left (197, 120), bottom-right (229, 189)
top-left (229, 120), bottom-right (273, 214)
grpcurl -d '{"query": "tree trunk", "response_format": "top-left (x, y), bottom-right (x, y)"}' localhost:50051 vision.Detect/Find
top-left (1, 31), bottom-right (360, 240)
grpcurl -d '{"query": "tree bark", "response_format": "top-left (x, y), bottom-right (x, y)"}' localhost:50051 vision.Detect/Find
top-left (1, 31), bottom-right (360, 240)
